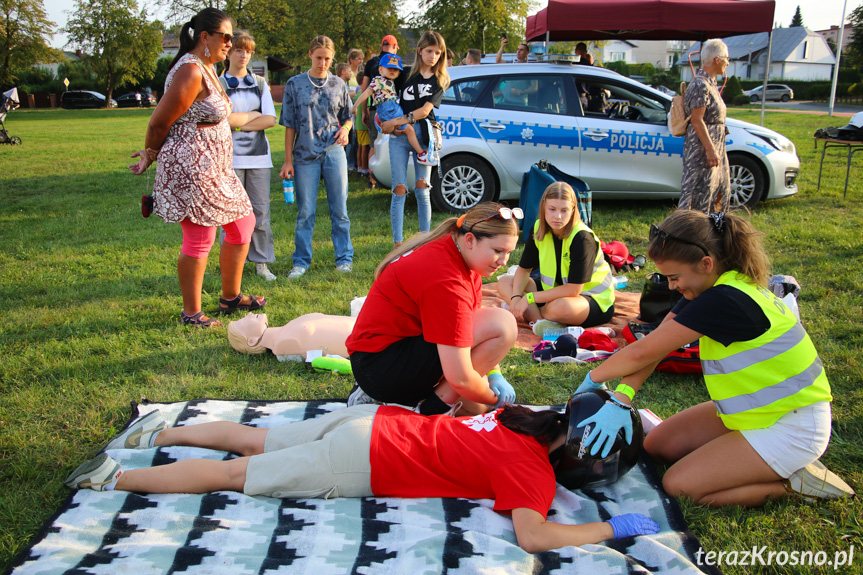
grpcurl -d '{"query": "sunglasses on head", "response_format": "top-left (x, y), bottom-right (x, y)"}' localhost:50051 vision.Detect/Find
top-left (649, 224), bottom-right (709, 256)
top-left (208, 31), bottom-right (233, 44)
top-left (458, 207), bottom-right (524, 233)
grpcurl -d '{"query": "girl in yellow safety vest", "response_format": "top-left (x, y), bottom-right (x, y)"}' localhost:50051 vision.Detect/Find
top-left (497, 182), bottom-right (615, 333)
top-left (573, 210), bottom-right (851, 507)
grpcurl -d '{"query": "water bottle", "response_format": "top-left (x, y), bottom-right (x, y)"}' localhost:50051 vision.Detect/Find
top-left (283, 178), bottom-right (294, 204)
top-left (614, 275), bottom-right (628, 289)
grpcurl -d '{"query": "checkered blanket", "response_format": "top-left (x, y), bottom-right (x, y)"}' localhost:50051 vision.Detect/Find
top-left (9, 400), bottom-right (720, 575)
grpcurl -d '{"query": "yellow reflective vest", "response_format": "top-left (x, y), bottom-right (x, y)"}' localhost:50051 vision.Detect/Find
top-left (533, 220), bottom-right (615, 312)
top-left (701, 271), bottom-right (832, 430)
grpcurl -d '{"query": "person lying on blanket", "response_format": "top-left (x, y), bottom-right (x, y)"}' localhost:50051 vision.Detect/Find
top-left (573, 210), bottom-right (854, 507)
top-left (496, 182), bottom-right (616, 338)
top-left (65, 404), bottom-right (659, 553)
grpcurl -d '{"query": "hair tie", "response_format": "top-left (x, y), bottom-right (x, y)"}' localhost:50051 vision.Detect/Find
top-left (709, 212), bottom-right (725, 234)
top-left (456, 213), bottom-right (467, 228)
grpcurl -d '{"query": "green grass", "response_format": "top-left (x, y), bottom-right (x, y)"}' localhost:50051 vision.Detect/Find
top-left (1, 107), bottom-right (861, 574)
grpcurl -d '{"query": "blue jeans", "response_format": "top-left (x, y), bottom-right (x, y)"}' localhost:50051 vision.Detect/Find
top-left (389, 125), bottom-right (432, 243)
top-left (293, 146), bottom-right (353, 268)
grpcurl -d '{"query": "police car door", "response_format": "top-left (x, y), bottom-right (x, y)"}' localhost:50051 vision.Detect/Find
top-left (474, 74), bottom-right (580, 192)
top-left (573, 77), bottom-right (682, 196)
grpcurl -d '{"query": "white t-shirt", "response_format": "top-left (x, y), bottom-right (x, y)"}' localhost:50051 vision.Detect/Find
top-left (223, 73), bottom-right (277, 169)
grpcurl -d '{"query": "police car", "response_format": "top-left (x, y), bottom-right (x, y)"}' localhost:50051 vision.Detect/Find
top-left (369, 61), bottom-right (799, 212)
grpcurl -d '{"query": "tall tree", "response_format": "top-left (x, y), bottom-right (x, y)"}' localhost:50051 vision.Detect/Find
top-left (412, 0), bottom-right (537, 56)
top-left (63, 0), bottom-right (162, 105)
top-left (0, 0), bottom-right (61, 87)
top-left (790, 6), bottom-right (804, 27)
top-left (847, 5), bottom-right (863, 68)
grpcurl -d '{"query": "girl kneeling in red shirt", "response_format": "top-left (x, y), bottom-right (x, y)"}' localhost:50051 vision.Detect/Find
top-left (346, 202), bottom-right (520, 415)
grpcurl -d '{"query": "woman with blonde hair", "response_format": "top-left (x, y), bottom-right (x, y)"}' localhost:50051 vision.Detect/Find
top-left (346, 202), bottom-right (520, 415)
top-left (380, 30), bottom-right (450, 247)
top-left (278, 35), bottom-right (354, 278)
top-left (497, 182), bottom-right (615, 335)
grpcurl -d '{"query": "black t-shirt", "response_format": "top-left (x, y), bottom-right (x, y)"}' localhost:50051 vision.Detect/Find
top-left (671, 285), bottom-right (770, 346)
top-left (399, 72), bottom-right (443, 145)
top-left (518, 231), bottom-right (596, 289)
top-left (364, 52), bottom-right (406, 107)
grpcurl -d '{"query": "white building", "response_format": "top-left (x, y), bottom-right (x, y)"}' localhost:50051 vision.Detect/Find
top-left (629, 40), bottom-right (693, 69)
top-left (681, 27), bottom-right (836, 82)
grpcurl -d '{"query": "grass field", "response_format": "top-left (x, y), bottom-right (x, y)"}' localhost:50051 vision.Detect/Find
top-left (1, 106), bottom-right (861, 574)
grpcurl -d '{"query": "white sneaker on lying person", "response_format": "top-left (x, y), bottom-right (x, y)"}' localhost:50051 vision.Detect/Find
top-left (64, 453), bottom-right (123, 491)
top-left (783, 460), bottom-right (855, 500)
top-left (103, 410), bottom-right (167, 451)
top-left (347, 385), bottom-right (383, 407)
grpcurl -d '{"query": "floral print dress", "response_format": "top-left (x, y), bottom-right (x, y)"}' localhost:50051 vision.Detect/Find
top-left (153, 53), bottom-right (252, 226)
top-left (680, 69), bottom-right (731, 213)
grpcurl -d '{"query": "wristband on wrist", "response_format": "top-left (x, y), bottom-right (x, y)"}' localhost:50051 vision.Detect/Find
top-left (615, 384), bottom-right (636, 401)
top-left (408, 111), bottom-right (416, 125)
top-left (234, 126), bottom-right (242, 131)
top-left (487, 369), bottom-right (502, 377)
top-left (525, 292), bottom-right (535, 304)
top-left (510, 294), bottom-right (523, 301)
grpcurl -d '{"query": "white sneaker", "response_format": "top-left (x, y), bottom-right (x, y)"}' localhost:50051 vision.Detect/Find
top-left (255, 263), bottom-right (277, 281)
top-left (783, 460), bottom-right (855, 500)
top-left (336, 263), bottom-right (353, 273)
top-left (288, 266), bottom-right (308, 278)
top-left (347, 385), bottom-right (382, 407)
top-left (416, 151), bottom-right (433, 166)
top-left (64, 453), bottom-right (123, 491)
top-left (104, 410), bottom-right (167, 451)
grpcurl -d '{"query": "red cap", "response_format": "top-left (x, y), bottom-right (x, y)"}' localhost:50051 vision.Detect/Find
top-left (578, 330), bottom-right (619, 353)
top-left (381, 35), bottom-right (398, 48)
top-left (602, 240), bottom-right (635, 270)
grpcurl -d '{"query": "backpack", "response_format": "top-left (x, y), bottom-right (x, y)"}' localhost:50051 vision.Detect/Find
top-left (622, 321), bottom-right (702, 374)
top-left (668, 82), bottom-right (689, 137)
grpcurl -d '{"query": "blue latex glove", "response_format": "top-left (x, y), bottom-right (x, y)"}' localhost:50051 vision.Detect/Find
top-left (577, 402), bottom-right (633, 458)
top-left (488, 372), bottom-right (516, 408)
top-left (574, 370), bottom-right (607, 395)
top-left (607, 513), bottom-right (660, 539)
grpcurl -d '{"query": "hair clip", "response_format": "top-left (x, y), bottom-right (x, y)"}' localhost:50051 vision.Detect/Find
top-left (456, 213), bottom-right (467, 228)
top-left (709, 212), bottom-right (725, 234)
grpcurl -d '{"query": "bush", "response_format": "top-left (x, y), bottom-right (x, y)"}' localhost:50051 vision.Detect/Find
top-left (848, 83), bottom-right (863, 96)
top-left (722, 75), bottom-right (743, 104)
top-left (838, 68), bottom-right (861, 83)
top-left (605, 61), bottom-right (630, 76)
top-left (732, 94), bottom-right (752, 105)
top-left (630, 62), bottom-right (656, 77)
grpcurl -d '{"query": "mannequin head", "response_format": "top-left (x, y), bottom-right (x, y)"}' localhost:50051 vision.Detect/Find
top-left (227, 312), bottom-right (269, 354)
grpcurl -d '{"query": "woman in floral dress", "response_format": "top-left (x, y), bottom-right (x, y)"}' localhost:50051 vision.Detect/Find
top-left (129, 7), bottom-right (265, 327)
top-left (680, 38), bottom-right (731, 213)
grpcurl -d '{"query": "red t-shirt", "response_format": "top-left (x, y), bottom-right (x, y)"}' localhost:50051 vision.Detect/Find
top-left (370, 406), bottom-right (557, 517)
top-left (346, 236), bottom-right (482, 354)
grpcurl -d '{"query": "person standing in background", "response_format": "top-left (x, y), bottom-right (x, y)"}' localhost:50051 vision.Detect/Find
top-left (463, 49), bottom-right (482, 65)
top-left (360, 35), bottom-right (402, 189)
top-left (345, 49), bottom-right (364, 173)
top-left (220, 32), bottom-right (278, 282)
top-left (680, 38), bottom-right (731, 213)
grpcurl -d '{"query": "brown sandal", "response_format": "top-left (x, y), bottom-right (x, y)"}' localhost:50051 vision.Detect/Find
top-left (217, 292), bottom-right (266, 315)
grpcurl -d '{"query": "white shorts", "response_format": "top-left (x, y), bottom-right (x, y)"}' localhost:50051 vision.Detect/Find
top-left (740, 401), bottom-right (831, 479)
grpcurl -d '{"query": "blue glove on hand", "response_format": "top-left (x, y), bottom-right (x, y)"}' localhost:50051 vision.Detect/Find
top-left (488, 372), bottom-right (516, 408)
top-left (574, 370), bottom-right (607, 395)
top-left (607, 513), bottom-right (660, 539)
top-left (577, 402), bottom-right (633, 458)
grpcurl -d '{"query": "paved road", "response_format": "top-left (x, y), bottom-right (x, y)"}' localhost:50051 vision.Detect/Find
top-left (734, 100), bottom-right (862, 117)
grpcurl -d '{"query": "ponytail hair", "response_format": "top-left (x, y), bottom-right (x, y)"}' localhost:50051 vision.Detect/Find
top-left (497, 404), bottom-right (567, 445)
top-left (374, 201), bottom-right (520, 278)
top-left (170, 7), bottom-right (232, 70)
top-left (647, 210), bottom-right (770, 286)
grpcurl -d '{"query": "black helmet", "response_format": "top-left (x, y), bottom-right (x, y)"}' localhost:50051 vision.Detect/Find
top-left (551, 390), bottom-right (643, 490)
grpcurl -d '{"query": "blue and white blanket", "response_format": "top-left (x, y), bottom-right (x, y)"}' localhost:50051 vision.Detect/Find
top-left (8, 399), bottom-right (721, 575)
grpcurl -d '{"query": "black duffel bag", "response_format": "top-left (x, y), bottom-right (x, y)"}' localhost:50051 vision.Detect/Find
top-left (637, 273), bottom-right (683, 323)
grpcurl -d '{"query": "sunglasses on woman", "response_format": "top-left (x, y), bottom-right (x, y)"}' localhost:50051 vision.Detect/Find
top-left (208, 31), bottom-right (233, 44)
top-left (460, 207), bottom-right (524, 233)
top-left (649, 224), bottom-right (709, 256)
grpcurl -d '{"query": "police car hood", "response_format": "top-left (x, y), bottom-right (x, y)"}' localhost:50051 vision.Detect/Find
top-left (725, 117), bottom-right (780, 138)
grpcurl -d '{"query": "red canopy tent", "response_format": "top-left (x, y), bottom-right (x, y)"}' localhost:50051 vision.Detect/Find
top-left (525, 0), bottom-right (775, 43)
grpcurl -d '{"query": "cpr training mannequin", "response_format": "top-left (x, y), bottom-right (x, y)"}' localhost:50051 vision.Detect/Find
top-left (65, 404), bottom-right (660, 553)
top-left (227, 312), bottom-right (355, 361)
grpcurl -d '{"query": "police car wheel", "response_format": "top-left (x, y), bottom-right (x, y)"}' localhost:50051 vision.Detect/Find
top-left (431, 154), bottom-right (496, 213)
top-left (728, 155), bottom-right (765, 209)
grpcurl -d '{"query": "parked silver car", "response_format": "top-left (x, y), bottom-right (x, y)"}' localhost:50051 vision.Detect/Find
top-left (744, 84), bottom-right (794, 103)
top-left (369, 63), bottom-right (799, 211)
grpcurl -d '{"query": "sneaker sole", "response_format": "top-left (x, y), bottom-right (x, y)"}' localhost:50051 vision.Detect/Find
top-left (104, 410), bottom-right (166, 451)
top-left (64, 453), bottom-right (122, 490)
top-left (784, 461), bottom-right (856, 500)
